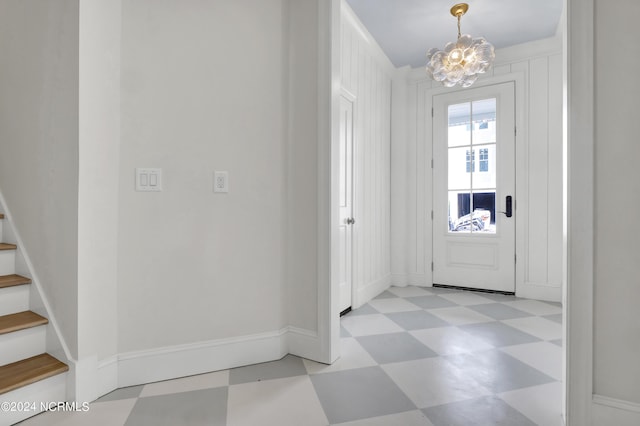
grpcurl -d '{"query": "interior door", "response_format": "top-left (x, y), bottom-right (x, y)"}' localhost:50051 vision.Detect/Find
top-left (339, 96), bottom-right (354, 312)
top-left (432, 82), bottom-right (516, 292)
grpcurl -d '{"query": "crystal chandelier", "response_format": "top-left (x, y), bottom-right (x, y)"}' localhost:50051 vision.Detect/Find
top-left (426, 3), bottom-right (495, 88)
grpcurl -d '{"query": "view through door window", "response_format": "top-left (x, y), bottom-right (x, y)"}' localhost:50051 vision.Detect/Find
top-left (447, 98), bottom-right (497, 233)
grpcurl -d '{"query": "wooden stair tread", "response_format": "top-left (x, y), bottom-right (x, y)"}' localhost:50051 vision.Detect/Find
top-left (0, 213), bottom-right (4, 219)
top-left (0, 274), bottom-right (31, 289)
top-left (0, 354), bottom-right (68, 395)
top-left (0, 311), bottom-right (48, 335)
top-left (0, 243), bottom-right (17, 251)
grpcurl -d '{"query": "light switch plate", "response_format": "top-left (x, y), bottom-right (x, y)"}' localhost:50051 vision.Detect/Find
top-left (136, 168), bottom-right (163, 192)
top-left (214, 171), bottom-right (228, 193)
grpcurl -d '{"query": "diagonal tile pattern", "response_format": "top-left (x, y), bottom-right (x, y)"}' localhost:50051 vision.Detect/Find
top-left (18, 286), bottom-right (563, 426)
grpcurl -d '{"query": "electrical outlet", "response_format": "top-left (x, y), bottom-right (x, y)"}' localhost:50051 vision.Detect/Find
top-left (214, 171), bottom-right (229, 193)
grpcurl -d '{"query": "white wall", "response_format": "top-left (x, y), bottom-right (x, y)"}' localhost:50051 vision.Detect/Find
top-left (341, 3), bottom-right (393, 306)
top-left (398, 37), bottom-right (563, 302)
top-left (0, 0), bottom-right (80, 358)
top-left (76, 0), bottom-right (122, 400)
top-left (118, 0), bottom-right (289, 352)
top-left (593, 0), bottom-right (640, 410)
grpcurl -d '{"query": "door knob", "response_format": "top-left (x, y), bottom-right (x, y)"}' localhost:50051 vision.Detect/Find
top-left (346, 218), bottom-right (355, 225)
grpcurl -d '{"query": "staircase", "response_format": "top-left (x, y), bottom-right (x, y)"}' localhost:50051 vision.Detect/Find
top-left (0, 213), bottom-right (68, 425)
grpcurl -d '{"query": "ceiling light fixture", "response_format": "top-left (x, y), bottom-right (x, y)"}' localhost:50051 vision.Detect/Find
top-left (426, 3), bottom-right (495, 88)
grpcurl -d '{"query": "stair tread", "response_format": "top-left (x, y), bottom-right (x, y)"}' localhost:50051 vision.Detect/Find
top-left (0, 213), bottom-right (3, 219)
top-left (0, 243), bottom-right (17, 251)
top-left (0, 311), bottom-right (48, 335)
top-left (0, 274), bottom-right (31, 289)
top-left (0, 354), bottom-right (68, 395)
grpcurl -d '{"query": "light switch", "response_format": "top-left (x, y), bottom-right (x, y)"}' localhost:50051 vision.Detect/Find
top-left (136, 168), bottom-right (163, 192)
top-left (214, 171), bottom-right (229, 193)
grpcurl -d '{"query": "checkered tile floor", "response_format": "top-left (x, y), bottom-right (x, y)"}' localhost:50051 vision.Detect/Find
top-left (19, 286), bottom-right (563, 426)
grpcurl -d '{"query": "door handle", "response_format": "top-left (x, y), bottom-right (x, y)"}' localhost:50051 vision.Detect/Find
top-left (499, 196), bottom-right (513, 218)
top-left (345, 218), bottom-right (355, 225)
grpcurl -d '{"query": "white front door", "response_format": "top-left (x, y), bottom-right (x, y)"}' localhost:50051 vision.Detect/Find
top-left (433, 82), bottom-right (516, 292)
top-left (339, 96), bottom-right (354, 312)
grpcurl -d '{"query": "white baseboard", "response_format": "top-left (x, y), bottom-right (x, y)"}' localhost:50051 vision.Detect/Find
top-left (354, 274), bottom-right (391, 308)
top-left (117, 328), bottom-right (289, 388)
top-left (592, 394), bottom-right (640, 426)
top-left (516, 282), bottom-right (562, 302)
top-left (287, 326), bottom-right (321, 363)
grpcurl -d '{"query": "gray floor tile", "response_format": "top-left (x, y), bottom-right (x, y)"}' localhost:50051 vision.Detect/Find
top-left (550, 339), bottom-right (563, 347)
top-left (310, 366), bottom-right (416, 424)
top-left (473, 292), bottom-right (518, 302)
top-left (385, 310), bottom-right (450, 330)
top-left (347, 304), bottom-right (379, 316)
top-left (356, 332), bottom-right (438, 364)
top-left (406, 295), bottom-right (458, 309)
top-left (423, 395), bottom-right (536, 426)
top-left (444, 349), bottom-right (555, 393)
top-left (341, 325), bottom-right (352, 337)
top-left (543, 313), bottom-right (563, 324)
top-left (125, 387), bottom-right (227, 426)
top-left (374, 290), bottom-right (397, 299)
top-left (229, 354), bottom-right (307, 385)
top-left (96, 385), bottom-right (144, 402)
top-left (467, 303), bottom-right (533, 320)
top-left (459, 321), bottom-right (541, 347)
top-left (424, 287), bottom-right (460, 294)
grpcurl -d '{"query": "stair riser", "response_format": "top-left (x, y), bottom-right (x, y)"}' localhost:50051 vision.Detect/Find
top-left (0, 327), bottom-right (46, 366)
top-left (0, 373), bottom-right (67, 426)
top-left (0, 286), bottom-right (29, 317)
top-left (0, 251), bottom-right (15, 276)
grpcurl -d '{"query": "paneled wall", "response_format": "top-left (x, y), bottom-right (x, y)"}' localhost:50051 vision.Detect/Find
top-left (398, 37), bottom-right (563, 301)
top-left (341, 4), bottom-right (393, 306)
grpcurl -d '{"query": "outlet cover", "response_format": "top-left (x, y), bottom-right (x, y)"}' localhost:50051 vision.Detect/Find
top-left (214, 171), bottom-right (229, 193)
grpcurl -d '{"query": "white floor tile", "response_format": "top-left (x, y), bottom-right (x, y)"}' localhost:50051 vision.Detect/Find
top-left (382, 357), bottom-right (492, 408)
top-left (502, 299), bottom-right (563, 316)
top-left (333, 409), bottom-right (434, 425)
top-left (428, 306), bottom-right (494, 325)
top-left (303, 338), bottom-right (377, 374)
top-left (410, 327), bottom-right (494, 355)
top-left (139, 369), bottom-right (229, 398)
top-left (499, 381), bottom-right (563, 426)
top-left (500, 342), bottom-right (562, 380)
top-left (341, 314), bottom-right (404, 336)
top-left (387, 286), bottom-right (433, 297)
top-left (368, 297), bottom-right (421, 313)
top-left (19, 398), bottom-right (137, 426)
top-left (438, 292), bottom-right (495, 306)
top-left (503, 316), bottom-right (563, 341)
top-left (227, 376), bottom-right (328, 426)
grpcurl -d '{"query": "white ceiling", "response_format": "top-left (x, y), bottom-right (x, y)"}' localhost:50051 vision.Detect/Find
top-left (345, 0), bottom-right (564, 68)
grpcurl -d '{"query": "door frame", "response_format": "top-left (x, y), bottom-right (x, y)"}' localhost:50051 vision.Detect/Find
top-left (419, 72), bottom-right (526, 293)
top-left (431, 82), bottom-right (517, 293)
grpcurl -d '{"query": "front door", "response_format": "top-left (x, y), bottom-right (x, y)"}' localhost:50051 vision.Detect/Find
top-left (339, 95), bottom-right (354, 312)
top-left (432, 82), bottom-right (516, 292)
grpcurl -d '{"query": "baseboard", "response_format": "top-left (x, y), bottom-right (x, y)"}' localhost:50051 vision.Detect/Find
top-left (391, 273), bottom-right (427, 287)
top-left (516, 282), bottom-right (562, 302)
top-left (592, 394), bottom-right (640, 425)
top-left (354, 274), bottom-right (391, 308)
top-left (117, 328), bottom-right (289, 388)
top-left (287, 327), bottom-right (321, 363)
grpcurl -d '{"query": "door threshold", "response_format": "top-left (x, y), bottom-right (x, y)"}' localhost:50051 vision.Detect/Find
top-left (433, 283), bottom-right (515, 296)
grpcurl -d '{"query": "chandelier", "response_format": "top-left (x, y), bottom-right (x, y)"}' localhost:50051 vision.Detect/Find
top-left (426, 3), bottom-right (495, 88)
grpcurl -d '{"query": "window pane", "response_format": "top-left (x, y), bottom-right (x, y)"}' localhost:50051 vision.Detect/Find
top-left (472, 98), bottom-right (496, 145)
top-left (472, 145), bottom-right (496, 189)
top-left (448, 191), bottom-right (471, 233)
top-left (448, 147), bottom-right (471, 190)
top-left (472, 192), bottom-right (496, 233)
top-left (448, 102), bottom-right (470, 147)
